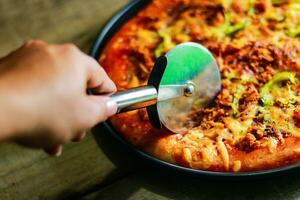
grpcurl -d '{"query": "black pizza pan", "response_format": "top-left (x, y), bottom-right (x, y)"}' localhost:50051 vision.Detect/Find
top-left (90, 0), bottom-right (300, 179)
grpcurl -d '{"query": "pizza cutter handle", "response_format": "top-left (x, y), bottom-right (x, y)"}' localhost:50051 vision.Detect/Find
top-left (108, 85), bottom-right (158, 113)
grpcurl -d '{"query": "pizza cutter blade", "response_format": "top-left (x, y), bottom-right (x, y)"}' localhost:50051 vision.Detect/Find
top-left (107, 42), bottom-right (221, 134)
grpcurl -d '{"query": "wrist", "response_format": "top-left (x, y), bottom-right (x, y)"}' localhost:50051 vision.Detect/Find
top-left (0, 77), bottom-right (36, 142)
top-left (0, 86), bottom-right (18, 141)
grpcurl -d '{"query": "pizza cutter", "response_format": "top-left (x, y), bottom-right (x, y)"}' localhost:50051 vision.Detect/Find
top-left (107, 42), bottom-right (221, 134)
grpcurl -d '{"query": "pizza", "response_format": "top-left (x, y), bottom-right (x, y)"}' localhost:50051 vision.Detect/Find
top-left (99, 0), bottom-right (300, 172)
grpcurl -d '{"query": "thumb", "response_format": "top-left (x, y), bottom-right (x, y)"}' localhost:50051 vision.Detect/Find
top-left (87, 96), bottom-right (118, 124)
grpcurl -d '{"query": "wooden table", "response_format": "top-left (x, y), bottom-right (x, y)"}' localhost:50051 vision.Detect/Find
top-left (1, 1), bottom-right (300, 200)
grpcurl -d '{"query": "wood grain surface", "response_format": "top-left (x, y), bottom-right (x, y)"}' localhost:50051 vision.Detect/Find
top-left (82, 170), bottom-right (300, 200)
top-left (0, 0), bottom-right (138, 199)
top-left (0, 0), bottom-right (127, 56)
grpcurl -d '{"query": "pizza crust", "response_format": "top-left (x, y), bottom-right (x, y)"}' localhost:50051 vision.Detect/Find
top-left (101, 0), bottom-right (300, 172)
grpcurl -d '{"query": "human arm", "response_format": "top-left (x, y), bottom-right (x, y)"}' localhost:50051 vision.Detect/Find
top-left (0, 40), bottom-right (117, 155)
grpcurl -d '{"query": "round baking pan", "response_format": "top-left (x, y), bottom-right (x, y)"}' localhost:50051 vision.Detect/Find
top-left (90, 0), bottom-right (300, 178)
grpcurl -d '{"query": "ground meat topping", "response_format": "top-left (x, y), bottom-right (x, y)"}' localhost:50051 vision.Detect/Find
top-left (100, 0), bottom-right (300, 172)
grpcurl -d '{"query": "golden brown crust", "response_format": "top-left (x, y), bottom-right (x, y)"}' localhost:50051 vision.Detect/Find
top-left (100, 0), bottom-right (300, 172)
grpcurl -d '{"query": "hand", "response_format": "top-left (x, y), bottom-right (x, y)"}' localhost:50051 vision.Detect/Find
top-left (0, 40), bottom-right (117, 156)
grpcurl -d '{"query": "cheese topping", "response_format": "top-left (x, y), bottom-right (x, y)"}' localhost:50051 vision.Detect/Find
top-left (101, 0), bottom-right (300, 172)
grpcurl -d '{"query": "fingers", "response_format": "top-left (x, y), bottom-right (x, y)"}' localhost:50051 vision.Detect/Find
top-left (84, 55), bottom-right (117, 95)
top-left (71, 131), bottom-right (86, 142)
top-left (43, 131), bottom-right (87, 156)
top-left (18, 42), bottom-right (117, 157)
top-left (49, 43), bottom-right (116, 94)
top-left (44, 145), bottom-right (63, 157)
top-left (85, 95), bottom-right (117, 127)
top-left (80, 54), bottom-right (118, 128)
top-left (83, 55), bottom-right (117, 123)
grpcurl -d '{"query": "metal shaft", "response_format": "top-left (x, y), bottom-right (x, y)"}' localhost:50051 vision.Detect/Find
top-left (109, 85), bottom-right (158, 113)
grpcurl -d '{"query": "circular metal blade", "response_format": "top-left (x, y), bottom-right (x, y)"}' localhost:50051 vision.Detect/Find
top-left (157, 42), bottom-right (221, 134)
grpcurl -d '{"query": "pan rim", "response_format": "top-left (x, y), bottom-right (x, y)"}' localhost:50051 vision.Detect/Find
top-left (90, 0), bottom-right (300, 178)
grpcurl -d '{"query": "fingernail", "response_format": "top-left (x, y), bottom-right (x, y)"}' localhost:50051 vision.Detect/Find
top-left (54, 145), bottom-right (63, 157)
top-left (106, 99), bottom-right (118, 117)
top-left (72, 132), bottom-right (86, 142)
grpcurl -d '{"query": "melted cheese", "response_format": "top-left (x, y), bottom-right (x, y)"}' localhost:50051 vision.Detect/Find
top-left (102, 0), bottom-right (300, 172)
top-left (267, 137), bottom-right (278, 153)
top-left (201, 143), bottom-right (218, 164)
top-left (293, 148), bottom-right (300, 154)
top-left (183, 148), bottom-right (192, 164)
top-left (263, 106), bottom-right (300, 137)
top-left (217, 137), bottom-right (230, 170)
top-left (223, 117), bottom-right (254, 142)
top-left (232, 160), bottom-right (242, 172)
top-left (224, 105), bottom-right (258, 142)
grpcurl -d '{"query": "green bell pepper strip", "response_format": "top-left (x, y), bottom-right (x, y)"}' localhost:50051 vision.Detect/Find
top-left (260, 71), bottom-right (296, 106)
